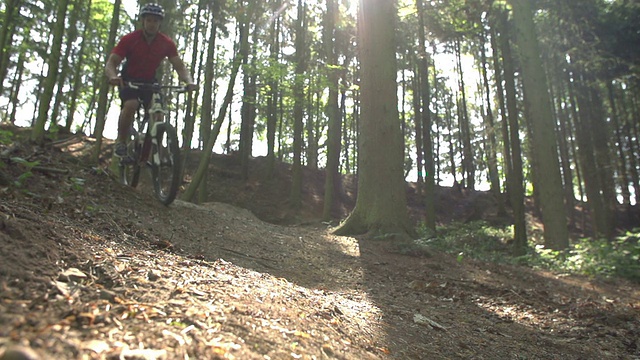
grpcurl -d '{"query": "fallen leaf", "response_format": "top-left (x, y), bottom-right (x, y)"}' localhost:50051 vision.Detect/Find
top-left (82, 339), bottom-right (110, 354)
top-left (59, 268), bottom-right (87, 282)
top-left (413, 313), bottom-right (448, 331)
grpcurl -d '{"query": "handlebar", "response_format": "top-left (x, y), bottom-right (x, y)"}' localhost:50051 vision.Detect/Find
top-left (124, 81), bottom-right (195, 93)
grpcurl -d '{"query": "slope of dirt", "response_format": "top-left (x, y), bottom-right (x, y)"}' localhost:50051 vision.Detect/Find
top-left (0, 129), bottom-right (639, 359)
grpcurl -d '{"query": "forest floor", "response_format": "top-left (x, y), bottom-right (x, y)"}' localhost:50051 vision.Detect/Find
top-left (0, 125), bottom-right (639, 360)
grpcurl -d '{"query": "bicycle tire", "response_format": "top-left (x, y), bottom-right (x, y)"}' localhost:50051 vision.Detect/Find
top-left (119, 132), bottom-right (141, 188)
top-left (150, 123), bottom-right (181, 205)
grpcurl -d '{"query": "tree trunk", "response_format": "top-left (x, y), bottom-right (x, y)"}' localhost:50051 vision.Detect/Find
top-left (266, 9), bottom-right (281, 178)
top-left (323, 0), bottom-right (342, 221)
top-left (510, 0), bottom-right (569, 250)
top-left (624, 89), bottom-right (640, 205)
top-left (552, 61), bottom-right (577, 223)
top-left (8, 45), bottom-right (26, 125)
top-left (195, 7), bottom-right (220, 203)
top-left (0, 0), bottom-right (21, 89)
top-left (446, 93), bottom-right (457, 185)
top-left (564, 68), bottom-right (586, 204)
top-left (489, 22), bottom-right (512, 200)
top-left (572, 70), bottom-right (613, 238)
top-left (607, 81), bottom-right (630, 206)
top-left (52, 0), bottom-right (82, 131)
top-left (479, 26), bottom-right (501, 197)
top-left (455, 38), bottom-right (474, 190)
top-left (92, 0), bottom-right (121, 163)
top-left (306, 85), bottom-right (319, 170)
top-left (496, 8), bottom-right (527, 254)
top-left (589, 82), bottom-right (617, 236)
top-left (65, 0), bottom-right (93, 133)
top-left (416, 0), bottom-right (435, 231)
top-left (239, 26), bottom-right (257, 181)
top-left (333, 0), bottom-right (413, 238)
top-left (31, 0), bottom-right (71, 144)
top-left (182, 19), bottom-right (247, 203)
top-left (412, 66), bottom-right (423, 187)
top-left (289, 0), bottom-right (308, 210)
top-left (181, 0), bottom-right (207, 170)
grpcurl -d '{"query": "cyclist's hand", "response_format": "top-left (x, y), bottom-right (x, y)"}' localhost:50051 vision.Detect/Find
top-left (109, 77), bottom-right (124, 87)
top-left (185, 83), bottom-right (198, 92)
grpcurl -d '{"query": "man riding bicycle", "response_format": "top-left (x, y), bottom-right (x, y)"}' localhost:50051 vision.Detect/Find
top-left (104, 3), bottom-right (196, 157)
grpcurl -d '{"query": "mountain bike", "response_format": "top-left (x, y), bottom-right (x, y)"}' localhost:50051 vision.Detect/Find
top-left (118, 82), bottom-right (188, 205)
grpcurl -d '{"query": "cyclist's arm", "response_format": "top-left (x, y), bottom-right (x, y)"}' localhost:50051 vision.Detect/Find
top-left (168, 55), bottom-right (196, 89)
top-left (105, 53), bottom-right (124, 86)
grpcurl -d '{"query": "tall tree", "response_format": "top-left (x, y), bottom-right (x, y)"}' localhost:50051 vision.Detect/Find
top-left (587, 80), bottom-right (617, 237)
top-left (265, 1), bottom-right (282, 177)
top-left (92, 0), bottom-right (122, 163)
top-left (65, 0), bottom-right (94, 133)
top-left (334, 0), bottom-right (412, 238)
top-left (494, 7), bottom-right (527, 254)
top-left (239, 22), bottom-right (258, 180)
top-left (455, 38), bottom-right (474, 190)
top-left (572, 71), bottom-right (613, 238)
top-left (289, 0), bottom-right (308, 209)
top-left (183, 3), bottom-right (247, 202)
top-left (7, 38), bottom-right (27, 124)
top-left (51, 0), bottom-right (82, 131)
top-left (181, 0), bottom-right (207, 158)
top-left (0, 0), bottom-right (22, 90)
top-left (509, 0), bottom-right (569, 250)
top-left (551, 59), bottom-right (577, 221)
top-left (607, 81), bottom-right (630, 206)
top-left (322, 0), bottom-right (342, 220)
top-left (194, 3), bottom-right (220, 203)
top-left (31, 0), bottom-right (71, 143)
top-left (478, 24), bottom-right (501, 197)
top-left (416, 0), bottom-right (435, 231)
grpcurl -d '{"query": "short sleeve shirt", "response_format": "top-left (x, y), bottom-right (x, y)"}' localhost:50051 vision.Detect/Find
top-left (112, 30), bottom-right (179, 81)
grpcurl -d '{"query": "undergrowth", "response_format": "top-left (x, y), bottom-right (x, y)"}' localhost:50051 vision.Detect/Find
top-left (416, 221), bottom-right (640, 283)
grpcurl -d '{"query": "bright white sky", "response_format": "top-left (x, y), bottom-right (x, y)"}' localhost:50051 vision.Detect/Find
top-left (124, 3), bottom-right (137, 18)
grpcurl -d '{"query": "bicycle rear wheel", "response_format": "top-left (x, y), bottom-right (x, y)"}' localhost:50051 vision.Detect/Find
top-left (119, 132), bottom-right (141, 188)
top-left (150, 123), bottom-right (181, 205)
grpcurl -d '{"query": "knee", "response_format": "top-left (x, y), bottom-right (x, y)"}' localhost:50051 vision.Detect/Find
top-left (122, 100), bottom-right (139, 115)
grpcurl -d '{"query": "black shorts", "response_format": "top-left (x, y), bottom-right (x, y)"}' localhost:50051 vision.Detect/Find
top-left (119, 80), bottom-right (156, 109)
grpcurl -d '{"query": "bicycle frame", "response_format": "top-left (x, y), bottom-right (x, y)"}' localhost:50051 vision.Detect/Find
top-left (119, 82), bottom-right (189, 205)
top-left (126, 82), bottom-right (186, 163)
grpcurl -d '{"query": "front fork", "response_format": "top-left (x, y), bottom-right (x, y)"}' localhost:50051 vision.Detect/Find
top-left (140, 92), bottom-right (165, 164)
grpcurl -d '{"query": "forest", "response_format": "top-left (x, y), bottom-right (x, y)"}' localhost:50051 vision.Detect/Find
top-left (2, 0), bottom-right (640, 251)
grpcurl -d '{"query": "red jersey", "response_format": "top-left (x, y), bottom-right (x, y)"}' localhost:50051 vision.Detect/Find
top-left (112, 30), bottom-right (179, 81)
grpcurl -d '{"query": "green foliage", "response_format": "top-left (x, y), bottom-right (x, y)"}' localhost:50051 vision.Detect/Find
top-left (528, 233), bottom-right (640, 282)
top-left (0, 129), bottom-right (13, 173)
top-left (417, 222), bottom-right (640, 282)
top-left (48, 123), bottom-right (60, 140)
top-left (417, 221), bottom-right (513, 263)
top-left (10, 157), bottom-right (40, 187)
top-left (0, 129), bottom-right (13, 145)
top-left (69, 177), bottom-right (86, 192)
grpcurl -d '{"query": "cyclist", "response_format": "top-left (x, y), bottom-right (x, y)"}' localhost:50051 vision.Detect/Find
top-left (104, 3), bottom-right (196, 157)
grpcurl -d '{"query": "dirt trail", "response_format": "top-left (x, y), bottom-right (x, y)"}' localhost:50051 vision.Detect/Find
top-left (0, 133), bottom-right (639, 359)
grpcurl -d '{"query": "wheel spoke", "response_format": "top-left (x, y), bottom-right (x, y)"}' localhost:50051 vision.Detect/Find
top-left (151, 123), bottom-right (181, 205)
top-left (119, 133), bottom-right (141, 188)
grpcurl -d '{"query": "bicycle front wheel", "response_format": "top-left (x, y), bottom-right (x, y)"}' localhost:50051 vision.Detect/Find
top-left (119, 133), bottom-right (141, 188)
top-left (150, 123), bottom-right (182, 205)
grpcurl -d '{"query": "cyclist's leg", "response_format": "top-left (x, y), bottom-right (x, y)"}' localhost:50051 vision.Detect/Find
top-left (115, 88), bottom-right (141, 156)
top-left (117, 99), bottom-right (139, 140)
